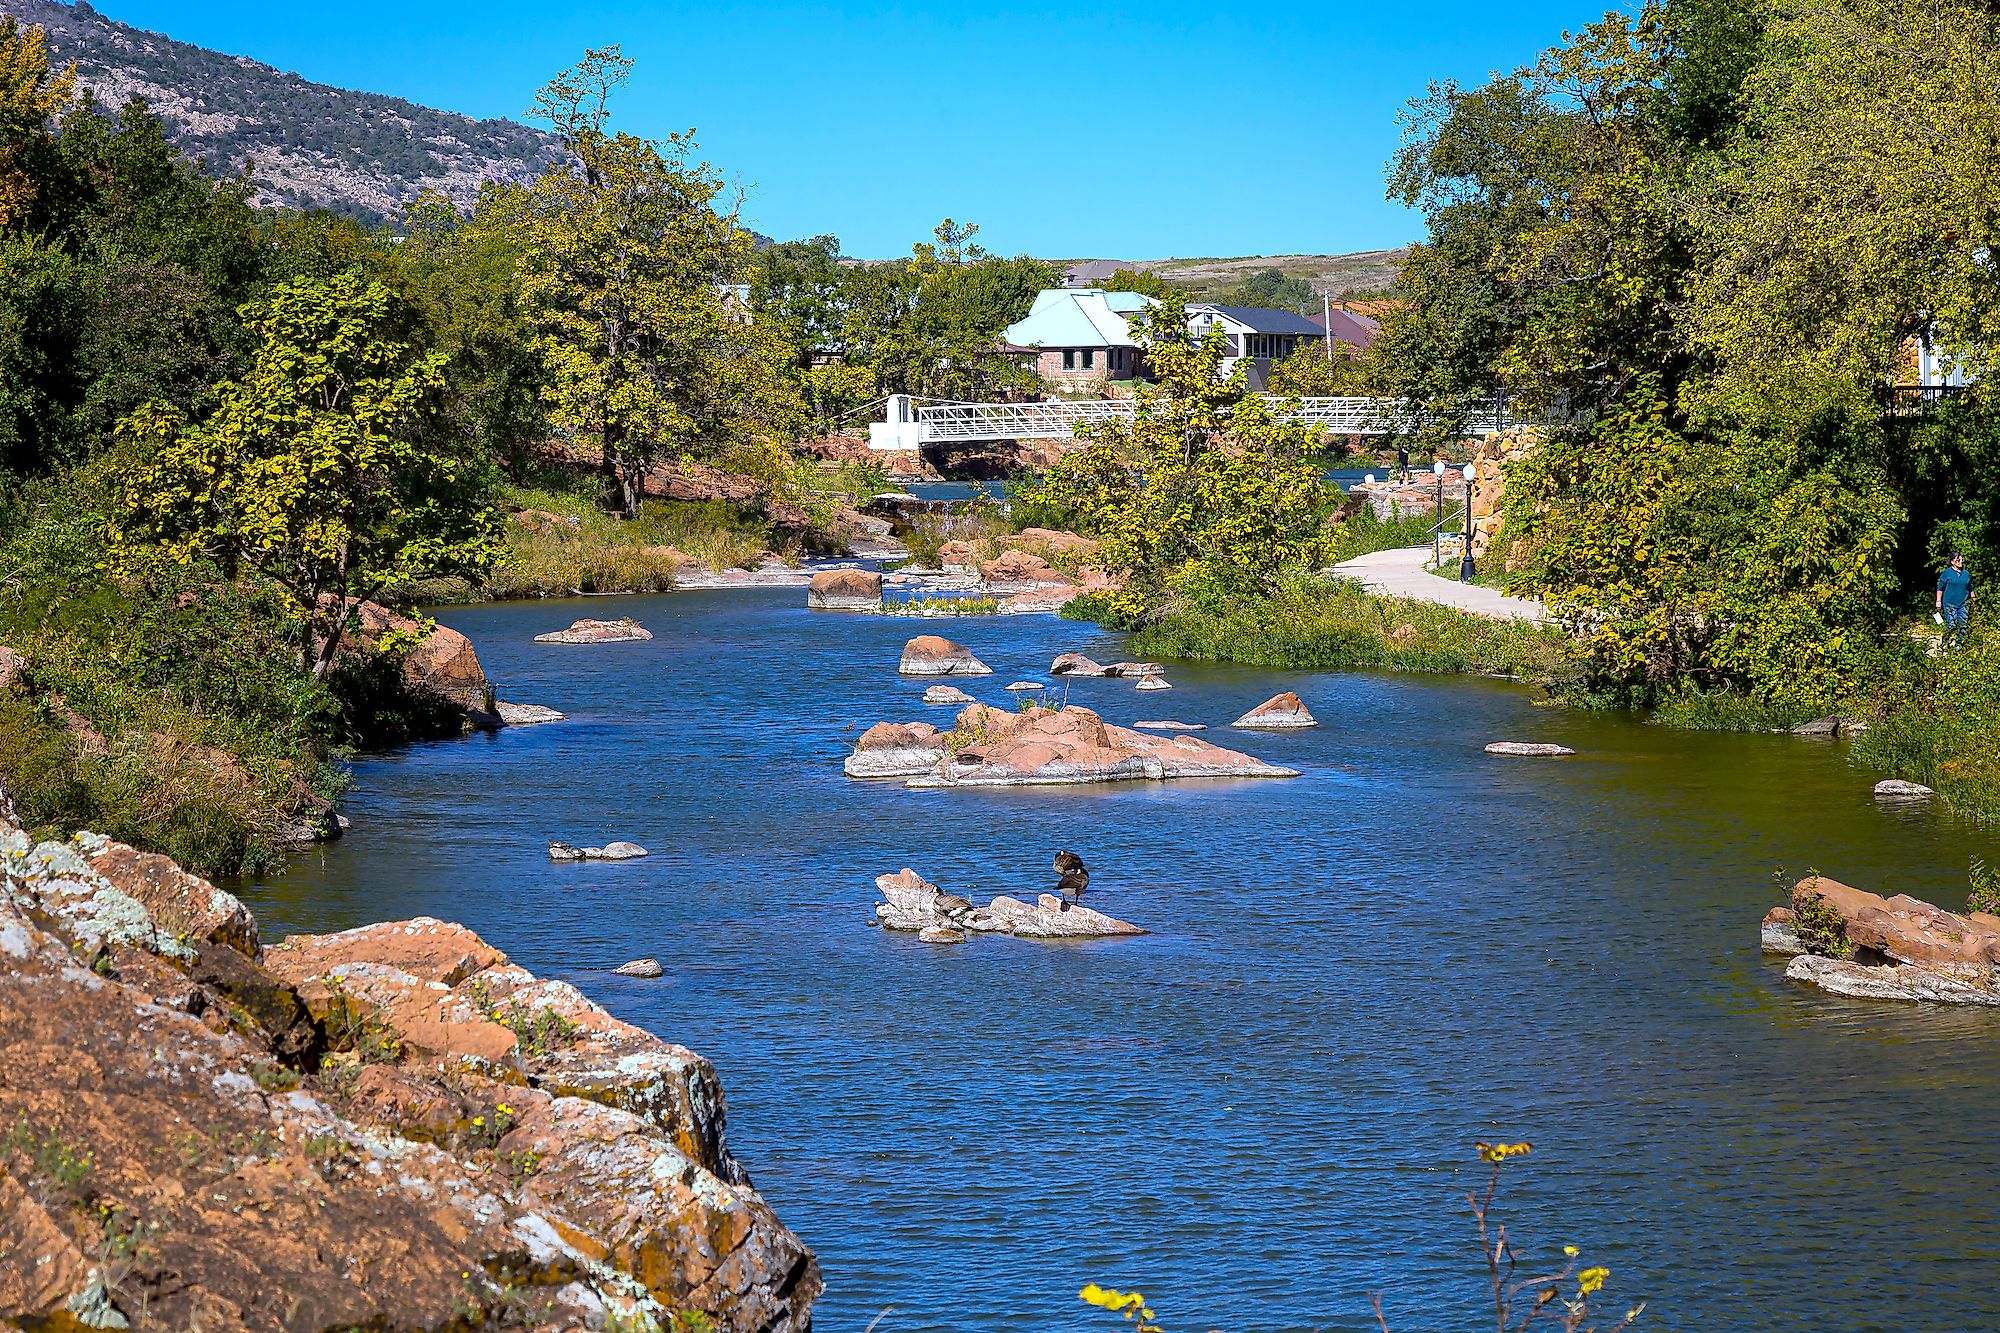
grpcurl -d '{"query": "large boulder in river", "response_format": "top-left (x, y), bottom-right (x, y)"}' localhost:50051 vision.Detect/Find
top-left (852, 703), bottom-right (1296, 789)
top-left (873, 868), bottom-right (1144, 939)
top-left (807, 567), bottom-right (883, 611)
top-left (0, 825), bottom-right (820, 1331)
top-left (1773, 874), bottom-right (2000, 1004)
top-left (1232, 692), bottom-right (1317, 729)
top-left (898, 634), bottom-right (992, 676)
top-left (980, 549), bottom-right (1071, 586)
top-left (845, 721), bottom-right (946, 778)
top-left (535, 616), bottom-right (653, 644)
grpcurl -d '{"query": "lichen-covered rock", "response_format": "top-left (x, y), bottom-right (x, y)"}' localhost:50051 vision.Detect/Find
top-left (535, 617), bottom-right (653, 644)
top-left (1874, 778), bottom-right (1934, 799)
top-left (807, 567), bottom-right (883, 611)
top-left (0, 833), bottom-right (818, 1333)
top-left (898, 634), bottom-right (991, 676)
top-left (1785, 953), bottom-right (2000, 1004)
top-left (1760, 906), bottom-right (1805, 956)
top-left (1232, 692), bottom-right (1317, 729)
top-left (874, 868), bottom-right (1145, 939)
top-left (497, 701), bottom-right (566, 725)
top-left (1484, 741), bottom-right (1575, 757)
top-left (924, 684), bottom-right (976, 705)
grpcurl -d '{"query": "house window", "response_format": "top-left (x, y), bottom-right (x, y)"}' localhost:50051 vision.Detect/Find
top-left (1063, 349), bottom-right (1076, 370)
top-left (1082, 348), bottom-right (1095, 370)
top-left (1110, 349), bottom-right (1123, 372)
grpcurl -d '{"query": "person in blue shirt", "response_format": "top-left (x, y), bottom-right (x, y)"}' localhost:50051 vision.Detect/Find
top-left (1937, 553), bottom-right (1974, 649)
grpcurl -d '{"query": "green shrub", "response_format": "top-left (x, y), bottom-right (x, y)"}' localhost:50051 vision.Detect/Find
top-left (1789, 877), bottom-right (1854, 959)
top-left (1969, 858), bottom-right (2000, 916)
top-left (1327, 503), bottom-right (1439, 564)
top-left (1649, 688), bottom-right (1825, 732)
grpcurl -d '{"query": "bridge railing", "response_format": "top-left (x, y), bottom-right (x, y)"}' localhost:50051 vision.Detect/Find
top-left (884, 395), bottom-right (1520, 446)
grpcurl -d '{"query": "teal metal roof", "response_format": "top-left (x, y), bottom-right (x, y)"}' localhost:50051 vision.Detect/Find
top-left (1003, 290), bottom-right (1155, 349)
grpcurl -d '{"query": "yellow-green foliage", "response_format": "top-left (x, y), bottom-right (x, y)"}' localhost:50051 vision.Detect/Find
top-left (1011, 292), bottom-right (1338, 619)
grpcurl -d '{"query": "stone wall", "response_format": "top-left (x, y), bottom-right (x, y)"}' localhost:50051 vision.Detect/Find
top-left (1468, 426), bottom-right (1542, 567)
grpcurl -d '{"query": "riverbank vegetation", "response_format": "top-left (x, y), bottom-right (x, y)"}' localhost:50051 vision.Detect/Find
top-left (0, 23), bottom-right (1039, 871)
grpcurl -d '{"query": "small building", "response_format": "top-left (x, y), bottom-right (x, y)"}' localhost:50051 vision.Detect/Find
top-left (1187, 305), bottom-right (1333, 391)
top-left (1307, 306), bottom-right (1382, 354)
top-left (1002, 289), bottom-right (1156, 389)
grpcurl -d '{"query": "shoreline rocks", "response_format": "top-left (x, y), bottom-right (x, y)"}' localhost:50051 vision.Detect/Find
top-left (1768, 876), bottom-right (2000, 1005)
top-left (534, 616), bottom-right (653, 645)
top-left (1485, 741), bottom-right (1575, 757)
top-left (873, 868), bottom-right (1144, 940)
top-left (1050, 653), bottom-right (1161, 678)
top-left (1232, 692), bottom-right (1317, 729)
top-left (846, 703), bottom-right (1297, 788)
top-left (0, 825), bottom-right (818, 1330)
top-left (898, 634), bottom-right (992, 676)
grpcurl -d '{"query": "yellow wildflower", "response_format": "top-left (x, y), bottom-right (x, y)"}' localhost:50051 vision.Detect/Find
top-left (1578, 1267), bottom-right (1609, 1295)
top-left (1563, 1245), bottom-right (1580, 1257)
top-left (1476, 1141), bottom-right (1532, 1163)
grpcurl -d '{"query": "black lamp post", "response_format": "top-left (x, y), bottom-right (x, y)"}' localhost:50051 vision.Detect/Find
top-left (1459, 463), bottom-right (1477, 582)
top-left (1431, 457), bottom-right (1446, 569)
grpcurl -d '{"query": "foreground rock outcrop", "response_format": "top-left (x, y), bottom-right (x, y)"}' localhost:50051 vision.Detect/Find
top-left (873, 868), bottom-right (1144, 940)
top-left (1765, 875), bottom-right (2000, 1005)
top-left (0, 808), bottom-right (818, 1331)
top-left (844, 703), bottom-right (1297, 788)
top-left (806, 567), bottom-right (883, 611)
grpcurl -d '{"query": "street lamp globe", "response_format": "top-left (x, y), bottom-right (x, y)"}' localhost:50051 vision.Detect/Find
top-left (1433, 458), bottom-right (1446, 477)
top-left (1461, 464), bottom-right (1476, 483)
top-left (1364, 473), bottom-right (1376, 485)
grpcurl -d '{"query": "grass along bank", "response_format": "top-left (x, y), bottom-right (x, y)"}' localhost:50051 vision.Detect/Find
top-left (1085, 570), bottom-right (1569, 680)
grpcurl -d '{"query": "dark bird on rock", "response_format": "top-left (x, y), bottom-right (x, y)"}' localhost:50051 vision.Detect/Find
top-left (1053, 850), bottom-right (1089, 912)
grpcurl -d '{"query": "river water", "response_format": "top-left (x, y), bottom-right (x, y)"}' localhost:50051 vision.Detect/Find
top-left (249, 588), bottom-right (2000, 1333)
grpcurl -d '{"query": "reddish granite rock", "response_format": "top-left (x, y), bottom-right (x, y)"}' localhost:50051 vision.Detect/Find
top-left (0, 645), bottom-right (24, 691)
top-left (1775, 876), bottom-right (2000, 1004)
top-left (846, 721), bottom-right (946, 778)
top-left (807, 567), bottom-right (883, 610)
top-left (1011, 527), bottom-right (1099, 559)
top-left (0, 825), bottom-right (819, 1331)
top-left (1232, 691), bottom-right (1317, 729)
top-left (1051, 652), bottom-right (1107, 676)
top-left (937, 539), bottom-right (979, 570)
top-left (980, 549), bottom-right (1072, 585)
top-left (850, 703), bottom-right (1296, 788)
top-left (898, 634), bottom-right (992, 676)
top-left (319, 596), bottom-right (489, 710)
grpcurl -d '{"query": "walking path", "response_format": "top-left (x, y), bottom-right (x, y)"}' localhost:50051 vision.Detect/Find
top-left (1331, 545), bottom-right (1548, 623)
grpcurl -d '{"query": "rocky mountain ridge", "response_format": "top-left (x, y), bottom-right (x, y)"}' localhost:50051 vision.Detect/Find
top-left (4, 0), bottom-right (562, 222)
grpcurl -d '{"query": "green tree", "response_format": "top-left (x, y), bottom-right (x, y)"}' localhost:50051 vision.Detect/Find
top-left (0, 17), bottom-right (73, 228)
top-left (112, 272), bottom-right (502, 678)
top-left (1098, 267), bottom-right (1172, 298)
top-left (1227, 268), bottom-right (1317, 315)
top-left (1014, 292), bottom-right (1337, 619)
top-left (502, 47), bottom-right (798, 516)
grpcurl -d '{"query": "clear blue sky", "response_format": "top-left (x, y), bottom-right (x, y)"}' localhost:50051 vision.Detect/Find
top-left (111, 1), bottom-right (1594, 259)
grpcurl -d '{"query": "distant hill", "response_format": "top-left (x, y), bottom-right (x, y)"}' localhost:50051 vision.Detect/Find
top-left (4, 0), bottom-right (563, 223)
top-left (1061, 250), bottom-right (1409, 300)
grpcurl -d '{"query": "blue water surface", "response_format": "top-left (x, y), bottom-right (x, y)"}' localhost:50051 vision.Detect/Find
top-left (249, 587), bottom-right (2000, 1333)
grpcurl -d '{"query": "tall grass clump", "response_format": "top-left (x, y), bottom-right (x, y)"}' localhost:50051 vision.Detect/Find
top-left (1128, 569), bottom-right (1569, 680)
top-left (1850, 632), bottom-right (2000, 817)
top-left (1648, 688), bottom-right (1828, 732)
top-left (1327, 503), bottom-right (1441, 564)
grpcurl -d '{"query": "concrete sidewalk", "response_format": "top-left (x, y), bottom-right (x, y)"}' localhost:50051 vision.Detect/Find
top-left (1331, 545), bottom-right (1548, 623)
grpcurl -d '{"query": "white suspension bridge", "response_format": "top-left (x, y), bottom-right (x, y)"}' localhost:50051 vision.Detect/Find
top-left (866, 393), bottom-right (1519, 450)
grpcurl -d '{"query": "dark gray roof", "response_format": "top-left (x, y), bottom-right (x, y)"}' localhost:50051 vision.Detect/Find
top-left (1202, 305), bottom-right (1326, 335)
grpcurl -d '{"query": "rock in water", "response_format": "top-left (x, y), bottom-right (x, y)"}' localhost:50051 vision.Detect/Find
top-left (898, 634), bottom-right (992, 676)
top-left (1874, 779), bottom-right (1934, 799)
top-left (1006, 681), bottom-right (1045, 692)
top-left (1792, 715), bottom-right (1841, 737)
top-left (551, 840), bottom-right (648, 860)
top-left (1484, 741), bottom-right (1576, 757)
top-left (534, 617), bottom-right (653, 644)
top-left (614, 957), bottom-right (665, 978)
top-left (853, 703), bottom-right (1297, 788)
top-left (1771, 874), bottom-right (2000, 1004)
top-left (923, 684), bottom-right (976, 705)
top-left (1133, 720), bottom-right (1205, 731)
top-left (497, 701), bottom-right (565, 725)
top-left (1050, 652), bottom-right (1107, 676)
top-left (1231, 692), bottom-right (1317, 729)
top-left (874, 868), bottom-right (1145, 940)
top-left (845, 722), bottom-right (946, 778)
top-left (1135, 677), bottom-right (1172, 691)
top-left (807, 567), bottom-right (883, 611)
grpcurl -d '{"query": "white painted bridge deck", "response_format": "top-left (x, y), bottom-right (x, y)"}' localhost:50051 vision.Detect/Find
top-left (868, 393), bottom-right (1518, 449)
